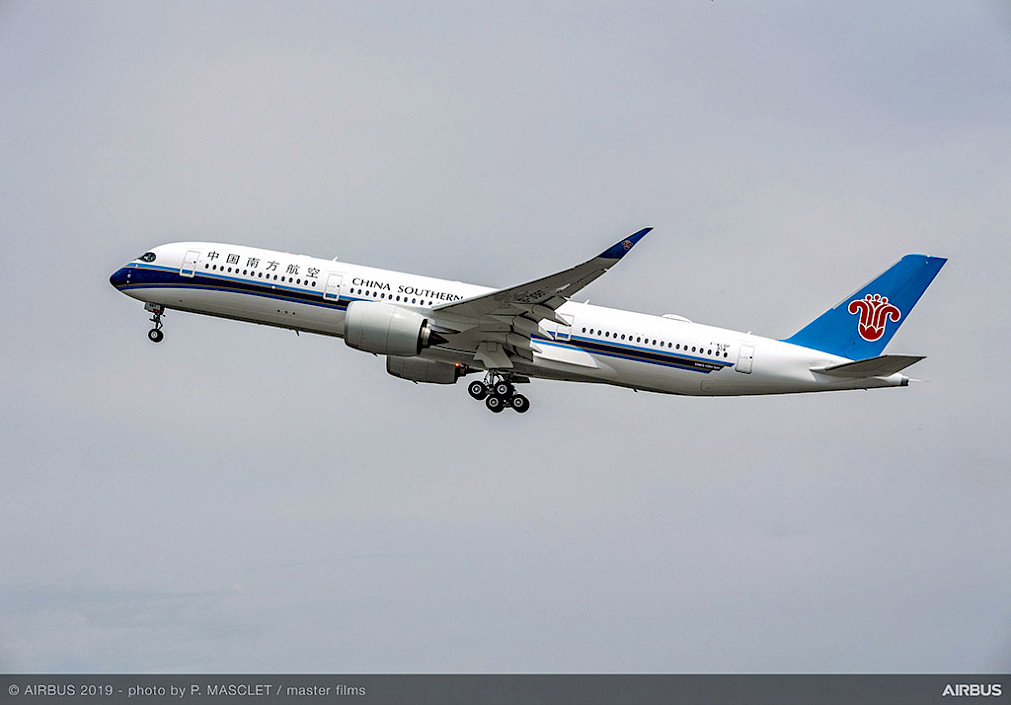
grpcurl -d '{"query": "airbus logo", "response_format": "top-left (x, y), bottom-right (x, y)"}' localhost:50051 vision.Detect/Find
top-left (942, 683), bottom-right (1003, 697)
top-left (848, 293), bottom-right (901, 342)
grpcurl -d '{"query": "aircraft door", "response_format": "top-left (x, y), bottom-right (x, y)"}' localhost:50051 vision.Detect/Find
top-left (736, 344), bottom-right (754, 374)
top-left (323, 272), bottom-right (343, 302)
top-left (180, 249), bottom-right (200, 278)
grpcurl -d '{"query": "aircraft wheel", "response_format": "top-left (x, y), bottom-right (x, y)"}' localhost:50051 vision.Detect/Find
top-left (468, 381), bottom-right (488, 400)
top-left (510, 394), bottom-right (530, 414)
top-left (148, 328), bottom-right (164, 343)
top-left (493, 381), bottom-right (514, 397)
top-left (485, 395), bottom-right (505, 413)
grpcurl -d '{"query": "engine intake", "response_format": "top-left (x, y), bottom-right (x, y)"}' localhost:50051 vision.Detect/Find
top-left (344, 301), bottom-right (441, 356)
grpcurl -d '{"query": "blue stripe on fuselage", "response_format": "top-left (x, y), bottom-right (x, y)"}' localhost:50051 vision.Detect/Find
top-left (112, 264), bottom-right (349, 311)
top-left (534, 335), bottom-right (731, 374)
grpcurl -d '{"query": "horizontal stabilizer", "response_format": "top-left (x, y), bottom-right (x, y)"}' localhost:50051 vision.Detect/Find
top-left (814, 354), bottom-right (925, 378)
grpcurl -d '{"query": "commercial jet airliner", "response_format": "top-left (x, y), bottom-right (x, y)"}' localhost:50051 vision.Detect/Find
top-left (110, 229), bottom-right (945, 414)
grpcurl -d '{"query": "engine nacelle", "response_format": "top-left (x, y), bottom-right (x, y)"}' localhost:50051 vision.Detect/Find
top-left (344, 301), bottom-right (438, 356)
top-left (386, 356), bottom-right (464, 385)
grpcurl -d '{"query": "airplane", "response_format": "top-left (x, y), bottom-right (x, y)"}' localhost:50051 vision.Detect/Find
top-left (109, 229), bottom-right (946, 414)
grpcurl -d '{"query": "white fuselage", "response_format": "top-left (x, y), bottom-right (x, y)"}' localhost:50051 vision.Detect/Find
top-left (110, 242), bottom-right (910, 396)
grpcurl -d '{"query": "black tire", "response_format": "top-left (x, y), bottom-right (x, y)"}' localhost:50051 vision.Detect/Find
top-left (511, 394), bottom-right (530, 414)
top-left (493, 381), bottom-right (514, 397)
top-left (468, 381), bottom-right (488, 400)
top-left (148, 328), bottom-right (164, 343)
top-left (485, 395), bottom-right (505, 413)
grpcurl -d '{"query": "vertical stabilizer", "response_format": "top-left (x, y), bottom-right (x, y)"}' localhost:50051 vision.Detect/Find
top-left (782, 254), bottom-right (946, 359)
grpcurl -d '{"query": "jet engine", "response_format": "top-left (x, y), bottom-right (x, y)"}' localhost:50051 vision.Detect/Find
top-left (386, 356), bottom-right (466, 384)
top-left (344, 301), bottom-right (444, 356)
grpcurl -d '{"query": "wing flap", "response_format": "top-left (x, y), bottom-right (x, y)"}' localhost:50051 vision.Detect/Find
top-left (474, 341), bottom-right (514, 369)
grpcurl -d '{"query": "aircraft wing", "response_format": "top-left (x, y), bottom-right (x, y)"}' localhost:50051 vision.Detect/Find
top-left (430, 227), bottom-right (651, 369)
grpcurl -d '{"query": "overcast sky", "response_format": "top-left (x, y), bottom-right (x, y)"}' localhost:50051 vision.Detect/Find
top-left (2, 0), bottom-right (1010, 673)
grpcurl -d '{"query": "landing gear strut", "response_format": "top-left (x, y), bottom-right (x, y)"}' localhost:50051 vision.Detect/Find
top-left (145, 302), bottom-right (165, 343)
top-left (468, 372), bottom-right (530, 414)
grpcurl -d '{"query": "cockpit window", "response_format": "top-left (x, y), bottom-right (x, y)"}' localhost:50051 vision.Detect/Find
top-left (139, 252), bottom-right (156, 263)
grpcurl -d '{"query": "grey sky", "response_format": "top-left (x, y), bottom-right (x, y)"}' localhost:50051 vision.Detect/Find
top-left (2, 1), bottom-right (1010, 672)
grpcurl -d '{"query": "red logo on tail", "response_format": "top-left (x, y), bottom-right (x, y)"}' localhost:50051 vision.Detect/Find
top-left (848, 294), bottom-right (901, 342)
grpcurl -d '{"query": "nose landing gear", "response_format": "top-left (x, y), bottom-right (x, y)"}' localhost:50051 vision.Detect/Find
top-left (145, 302), bottom-right (165, 343)
top-left (468, 372), bottom-right (530, 414)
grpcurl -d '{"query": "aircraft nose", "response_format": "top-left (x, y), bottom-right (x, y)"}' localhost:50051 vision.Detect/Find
top-left (109, 266), bottom-right (130, 289)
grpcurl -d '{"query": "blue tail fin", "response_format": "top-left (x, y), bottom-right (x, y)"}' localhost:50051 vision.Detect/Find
top-left (782, 254), bottom-right (946, 359)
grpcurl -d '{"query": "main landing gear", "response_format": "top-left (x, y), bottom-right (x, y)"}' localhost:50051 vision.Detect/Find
top-left (467, 372), bottom-right (530, 414)
top-left (145, 302), bottom-right (165, 343)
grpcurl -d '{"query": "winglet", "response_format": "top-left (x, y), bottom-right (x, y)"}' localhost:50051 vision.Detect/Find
top-left (598, 227), bottom-right (652, 260)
